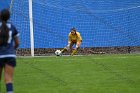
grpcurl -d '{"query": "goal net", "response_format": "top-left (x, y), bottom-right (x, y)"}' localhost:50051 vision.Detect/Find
top-left (4, 0), bottom-right (140, 56)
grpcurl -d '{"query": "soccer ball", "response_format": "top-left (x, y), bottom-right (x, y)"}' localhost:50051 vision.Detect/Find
top-left (55, 50), bottom-right (61, 56)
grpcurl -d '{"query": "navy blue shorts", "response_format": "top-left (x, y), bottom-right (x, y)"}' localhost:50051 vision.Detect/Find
top-left (0, 57), bottom-right (16, 68)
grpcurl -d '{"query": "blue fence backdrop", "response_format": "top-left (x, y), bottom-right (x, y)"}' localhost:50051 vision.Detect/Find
top-left (0, 0), bottom-right (140, 48)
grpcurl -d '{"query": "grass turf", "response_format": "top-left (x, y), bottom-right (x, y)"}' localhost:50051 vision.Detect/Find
top-left (0, 54), bottom-right (140, 93)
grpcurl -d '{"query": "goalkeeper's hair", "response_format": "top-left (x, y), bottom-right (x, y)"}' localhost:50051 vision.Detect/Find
top-left (0, 9), bottom-right (10, 46)
top-left (70, 27), bottom-right (76, 32)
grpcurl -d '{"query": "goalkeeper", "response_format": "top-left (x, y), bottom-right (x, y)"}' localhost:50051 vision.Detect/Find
top-left (61, 27), bottom-right (82, 56)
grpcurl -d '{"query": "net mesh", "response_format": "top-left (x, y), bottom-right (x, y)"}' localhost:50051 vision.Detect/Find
top-left (7, 0), bottom-right (140, 55)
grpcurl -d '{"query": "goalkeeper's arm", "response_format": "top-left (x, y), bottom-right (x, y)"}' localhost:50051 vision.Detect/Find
top-left (65, 35), bottom-right (72, 50)
top-left (61, 34), bottom-right (71, 53)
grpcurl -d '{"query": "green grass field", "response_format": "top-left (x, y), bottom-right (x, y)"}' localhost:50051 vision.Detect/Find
top-left (1, 54), bottom-right (140, 93)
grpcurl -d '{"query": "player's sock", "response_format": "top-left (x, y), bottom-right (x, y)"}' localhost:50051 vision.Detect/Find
top-left (6, 83), bottom-right (13, 93)
top-left (71, 49), bottom-right (78, 56)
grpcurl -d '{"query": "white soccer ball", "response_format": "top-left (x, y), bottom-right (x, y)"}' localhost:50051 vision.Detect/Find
top-left (55, 50), bottom-right (61, 56)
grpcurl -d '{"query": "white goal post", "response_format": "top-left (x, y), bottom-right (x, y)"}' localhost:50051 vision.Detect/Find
top-left (28, 0), bottom-right (34, 57)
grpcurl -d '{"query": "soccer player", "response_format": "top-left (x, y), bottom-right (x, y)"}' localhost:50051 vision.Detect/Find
top-left (61, 27), bottom-right (82, 56)
top-left (0, 9), bottom-right (19, 93)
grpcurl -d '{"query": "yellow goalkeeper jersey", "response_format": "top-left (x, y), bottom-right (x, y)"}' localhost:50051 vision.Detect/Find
top-left (68, 32), bottom-right (82, 42)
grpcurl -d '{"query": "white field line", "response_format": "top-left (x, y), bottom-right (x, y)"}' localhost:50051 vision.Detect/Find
top-left (17, 55), bottom-right (140, 61)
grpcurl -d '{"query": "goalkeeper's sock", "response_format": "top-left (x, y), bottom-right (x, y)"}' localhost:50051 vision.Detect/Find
top-left (61, 48), bottom-right (67, 53)
top-left (71, 49), bottom-right (78, 56)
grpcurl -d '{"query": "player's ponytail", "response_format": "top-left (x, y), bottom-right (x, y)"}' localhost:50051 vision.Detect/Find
top-left (0, 9), bottom-right (10, 46)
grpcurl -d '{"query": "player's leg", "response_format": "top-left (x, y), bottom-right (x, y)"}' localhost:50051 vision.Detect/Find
top-left (0, 68), bottom-right (3, 81)
top-left (0, 67), bottom-right (3, 92)
top-left (71, 41), bottom-right (81, 56)
top-left (61, 42), bottom-right (73, 53)
top-left (61, 47), bottom-right (67, 53)
top-left (0, 59), bottom-right (4, 81)
top-left (0, 58), bottom-right (4, 92)
top-left (69, 42), bottom-right (74, 52)
top-left (4, 58), bottom-right (16, 93)
top-left (4, 64), bottom-right (14, 93)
